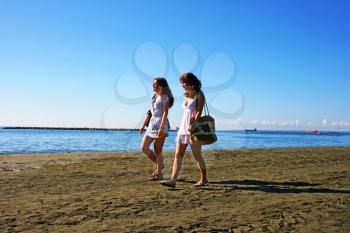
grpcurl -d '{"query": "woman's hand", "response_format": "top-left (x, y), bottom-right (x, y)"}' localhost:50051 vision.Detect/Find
top-left (157, 129), bottom-right (166, 138)
top-left (190, 117), bottom-right (195, 124)
top-left (139, 126), bottom-right (145, 135)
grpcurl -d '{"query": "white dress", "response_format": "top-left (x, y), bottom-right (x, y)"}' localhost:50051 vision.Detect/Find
top-left (176, 97), bottom-right (197, 144)
top-left (145, 94), bottom-right (170, 138)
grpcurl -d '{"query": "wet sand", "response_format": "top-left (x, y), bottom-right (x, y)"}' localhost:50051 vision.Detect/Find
top-left (1, 147), bottom-right (349, 232)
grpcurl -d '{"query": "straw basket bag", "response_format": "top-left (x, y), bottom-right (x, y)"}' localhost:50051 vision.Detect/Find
top-left (189, 99), bottom-right (217, 146)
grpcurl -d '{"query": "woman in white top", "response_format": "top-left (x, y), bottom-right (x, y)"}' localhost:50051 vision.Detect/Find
top-left (139, 77), bottom-right (174, 180)
top-left (161, 72), bottom-right (208, 188)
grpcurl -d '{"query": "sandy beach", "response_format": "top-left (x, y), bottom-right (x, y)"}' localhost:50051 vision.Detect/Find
top-left (0, 147), bottom-right (349, 232)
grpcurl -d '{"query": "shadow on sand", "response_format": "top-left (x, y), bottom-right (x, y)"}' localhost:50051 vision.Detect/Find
top-left (177, 179), bottom-right (350, 194)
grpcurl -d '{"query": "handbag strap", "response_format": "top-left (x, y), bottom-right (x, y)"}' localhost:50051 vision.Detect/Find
top-left (203, 97), bottom-right (210, 116)
top-left (151, 94), bottom-right (157, 105)
top-left (196, 93), bottom-right (210, 116)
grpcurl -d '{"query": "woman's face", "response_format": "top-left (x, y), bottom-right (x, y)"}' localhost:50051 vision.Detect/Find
top-left (181, 81), bottom-right (196, 97)
top-left (181, 81), bottom-right (190, 91)
top-left (153, 81), bottom-right (162, 94)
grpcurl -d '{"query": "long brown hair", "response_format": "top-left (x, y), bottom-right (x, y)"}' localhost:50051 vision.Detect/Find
top-left (180, 72), bottom-right (202, 97)
top-left (154, 77), bottom-right (174, 108)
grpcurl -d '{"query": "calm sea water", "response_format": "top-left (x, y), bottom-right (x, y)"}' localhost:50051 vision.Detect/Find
top-left (1, 128), bottom-right (350, 154)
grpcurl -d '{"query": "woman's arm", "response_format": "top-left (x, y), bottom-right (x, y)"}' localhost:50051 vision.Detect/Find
top-left (158, 97), bottom-right (170, 137)
top-left (194, 91), bottom-right (205, 120)
top-left (139, 110), bottom-right (151, 134)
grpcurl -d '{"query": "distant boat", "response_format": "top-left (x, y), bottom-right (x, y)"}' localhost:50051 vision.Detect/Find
top-left (245, 128), bottom-right (257, 132)
top-left (304, 129), bottom-right (320, 135)
top-left (313, 129), bottom-right (320, 135)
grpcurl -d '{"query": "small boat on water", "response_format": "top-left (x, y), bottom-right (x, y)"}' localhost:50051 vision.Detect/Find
top-left (304, 129), bottom-right (320, 135)
top-left (312, 130), bottom-right (320, 135)
top-left (245, 128), bottom-right (257, 132)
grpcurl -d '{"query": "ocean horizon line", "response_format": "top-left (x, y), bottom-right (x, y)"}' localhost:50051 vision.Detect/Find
top-left (1, 126), bottom-right (349, 134)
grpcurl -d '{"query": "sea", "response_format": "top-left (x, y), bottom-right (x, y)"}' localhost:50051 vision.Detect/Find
top-left (1, 128), bottom-right (350, 154)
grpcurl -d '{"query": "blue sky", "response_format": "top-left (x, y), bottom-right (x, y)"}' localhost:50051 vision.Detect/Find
top-left (0, 0), bottom-right (349, 130)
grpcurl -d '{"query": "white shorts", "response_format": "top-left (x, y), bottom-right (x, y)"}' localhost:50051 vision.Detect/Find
top-left (175, 134), bottom-right (190, 144)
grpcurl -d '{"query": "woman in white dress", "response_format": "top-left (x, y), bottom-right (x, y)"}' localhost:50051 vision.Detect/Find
top-left (139, 77), bottom-right (174, 180)
top-left (161, 72), bottom-right (208, 188)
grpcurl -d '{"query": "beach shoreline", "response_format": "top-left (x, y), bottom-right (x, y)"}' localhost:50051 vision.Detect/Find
top-left (2, 145), bottom-right (350, 156)
top-left (1, 147), bottom-right (349, 232)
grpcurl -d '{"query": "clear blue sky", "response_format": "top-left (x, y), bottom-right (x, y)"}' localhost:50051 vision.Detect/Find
top-left (1, 0), bottom-right (349, 130)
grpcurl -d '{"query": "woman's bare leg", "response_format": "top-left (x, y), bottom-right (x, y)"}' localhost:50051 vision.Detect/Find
top-left (161, 143), bottom-right (187, 188)
top-left (190, 144), bottom-right (208, 184)
top-left (140, 135), bottom-right (156, 165)
top-left (171, 143), bottom-right (187, 181)
top-left (154, 135), bottom-right (166, 174)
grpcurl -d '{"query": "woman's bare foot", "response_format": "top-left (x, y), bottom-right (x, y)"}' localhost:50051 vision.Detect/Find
top-left (148, 173), bottom-right (163, 181)
top-left (193, 180), bottom-right (208, 187)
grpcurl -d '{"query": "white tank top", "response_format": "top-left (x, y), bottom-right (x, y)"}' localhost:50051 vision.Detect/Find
top-left (177, 97), bottom-right (197, 135)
